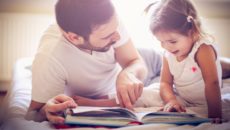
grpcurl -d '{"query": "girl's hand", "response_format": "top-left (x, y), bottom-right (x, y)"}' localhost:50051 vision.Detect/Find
top-left (163, 99), bottom-right (186, 112)
top-left (211, 118), bottom-right (224, 124)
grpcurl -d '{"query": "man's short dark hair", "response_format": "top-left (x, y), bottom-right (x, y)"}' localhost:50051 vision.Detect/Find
top-left (55, 0), bottom-right (115, 39)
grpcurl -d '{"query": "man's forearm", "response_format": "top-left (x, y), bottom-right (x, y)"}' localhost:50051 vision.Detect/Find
top-left (25, 109), bottom-right (47, 122)
top-left (122, 58), bottom-right (147, 81)
top-left (25, 101), bottom-right (47, 122)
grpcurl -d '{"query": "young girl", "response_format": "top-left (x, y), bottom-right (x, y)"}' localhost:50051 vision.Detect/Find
top-left (70, 0), bottom-right (223, 122)
top-left (147, 0), bottom-right (222, 120)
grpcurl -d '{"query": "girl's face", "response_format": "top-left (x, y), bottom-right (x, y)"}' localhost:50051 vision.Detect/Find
top-left (155, 30), bottom-right (194, 61)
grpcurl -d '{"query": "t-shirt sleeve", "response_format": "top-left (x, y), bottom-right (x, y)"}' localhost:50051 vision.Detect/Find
top-left (112, 21), bottom-right (130, 48)
top-left (32, 53), bottom-right (67, 103)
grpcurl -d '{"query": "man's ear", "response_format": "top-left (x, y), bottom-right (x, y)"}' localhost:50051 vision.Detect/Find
top-left (63, 31), bottom-right (85, 45)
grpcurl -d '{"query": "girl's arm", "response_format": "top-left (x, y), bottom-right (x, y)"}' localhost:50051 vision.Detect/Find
top-left (160, 57), bottom-right (185, 112)
top-left (196, 44), bottom-right (222, 119)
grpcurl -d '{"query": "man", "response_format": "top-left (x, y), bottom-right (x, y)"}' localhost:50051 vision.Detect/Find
top-left (26, 0), bottom-right (147, 124)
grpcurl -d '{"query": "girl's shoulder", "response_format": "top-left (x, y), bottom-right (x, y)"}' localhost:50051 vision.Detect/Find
top-left (193, 38), bottom-right (220, 64)
top-left (189, 38), bottom-right (218, 58)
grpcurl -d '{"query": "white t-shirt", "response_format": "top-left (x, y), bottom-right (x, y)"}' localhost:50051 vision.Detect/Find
top-left (32, 23), bottom-right (129, 103)
top-left (165, 39), bottom-right (222, 107)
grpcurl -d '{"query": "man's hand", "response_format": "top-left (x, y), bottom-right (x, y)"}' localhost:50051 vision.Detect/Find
top-left (43, 94), bottom-right (77, 124)
top-left (116, 71), bottom-right (144, 110)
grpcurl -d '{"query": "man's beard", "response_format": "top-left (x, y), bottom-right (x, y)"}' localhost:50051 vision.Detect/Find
top-left (77, 40), bottom-right (116, 52)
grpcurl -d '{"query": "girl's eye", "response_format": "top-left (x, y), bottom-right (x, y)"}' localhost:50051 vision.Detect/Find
top-left (170, 41), bottom-right (177, 44)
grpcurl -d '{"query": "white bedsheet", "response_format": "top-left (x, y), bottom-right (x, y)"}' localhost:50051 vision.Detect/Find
top-left (2, 57), bottom-right (230, 130)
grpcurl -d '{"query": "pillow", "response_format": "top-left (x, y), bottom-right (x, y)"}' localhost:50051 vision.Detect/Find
top-left (7, 57), bottom-right (33, 117)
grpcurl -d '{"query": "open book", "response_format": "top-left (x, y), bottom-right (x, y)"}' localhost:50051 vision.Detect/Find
top-left (64, 106), bottom-right (211, 127)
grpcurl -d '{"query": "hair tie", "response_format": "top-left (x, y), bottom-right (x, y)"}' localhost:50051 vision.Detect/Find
top-left (187, 16), bottom-right (193, 23)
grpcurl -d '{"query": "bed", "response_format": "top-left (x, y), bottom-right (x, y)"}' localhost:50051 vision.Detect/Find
top-left (1, 51), bottom-right (230, 130)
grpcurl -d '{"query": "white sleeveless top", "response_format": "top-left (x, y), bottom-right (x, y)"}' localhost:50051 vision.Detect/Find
top-left (165, 39), bottom-right (222, 106)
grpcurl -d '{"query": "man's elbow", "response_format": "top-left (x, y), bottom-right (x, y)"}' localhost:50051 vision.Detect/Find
top-left (25, 100), bottom-right (46, 122)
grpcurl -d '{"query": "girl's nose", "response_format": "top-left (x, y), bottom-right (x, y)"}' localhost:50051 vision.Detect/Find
top-left (161, 42), bottom-right (166, 48)
top-left (161, 42), bottom-right (171, 51)
top-left (111, 31), bottom-right (120, 42)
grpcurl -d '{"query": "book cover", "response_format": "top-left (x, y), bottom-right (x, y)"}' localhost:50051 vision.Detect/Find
top-left (64, 106), bottom-right (211, 127)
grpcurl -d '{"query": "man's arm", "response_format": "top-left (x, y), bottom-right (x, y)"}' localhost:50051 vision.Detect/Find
top-left (115, 39), bottom-right (147, 109)
top-left (26, 94), bottom-right (77, 124)
top-left (72, 95), bottom-right (119, 107)
top-left (25, 101), bottom-right (46, 122)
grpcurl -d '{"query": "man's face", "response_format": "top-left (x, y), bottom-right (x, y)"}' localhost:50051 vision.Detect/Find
top-left (78, 14), bottom-right (120, 52)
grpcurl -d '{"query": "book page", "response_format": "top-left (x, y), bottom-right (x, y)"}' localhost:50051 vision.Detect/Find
top-left (133, 107), bottom-right (162, 121)
top-left (71, 106), bottom-right (114, 114)
top-left (70, 106), bottom-right (138, 120)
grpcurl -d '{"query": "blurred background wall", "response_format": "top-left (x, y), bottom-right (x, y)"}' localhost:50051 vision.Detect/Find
top-left (0, 0), bottom-right (229, 91)
top-left (0, 0), bottom-right (56, 90)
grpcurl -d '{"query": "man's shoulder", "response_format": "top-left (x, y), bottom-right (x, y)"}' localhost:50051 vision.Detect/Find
top-left (37, 24), bottom-right (67, 58)
top-left (40, 24), bottom-right (62, 42)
